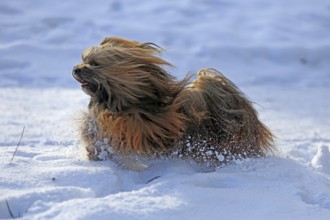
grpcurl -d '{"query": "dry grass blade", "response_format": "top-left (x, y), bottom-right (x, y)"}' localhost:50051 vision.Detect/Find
top-left (5, 200), bottom-right (15, 218)
top-left (9, 126), bottom-right (25, 164)
top-left (145, 176), bottom-right (161, 184)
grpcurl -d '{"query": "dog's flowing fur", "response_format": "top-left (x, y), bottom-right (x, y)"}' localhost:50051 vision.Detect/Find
top-left (73, 37), bottom-right (274, 170)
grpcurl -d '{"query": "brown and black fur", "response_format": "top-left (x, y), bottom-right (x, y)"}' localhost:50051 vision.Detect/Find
top-left (73, 37), bottom-right (274, 170)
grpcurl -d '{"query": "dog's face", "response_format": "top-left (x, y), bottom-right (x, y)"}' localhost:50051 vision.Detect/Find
top-left (72, 37), bottom-right (148, 97)
top-left (73, 37), bottom-right (178, 112)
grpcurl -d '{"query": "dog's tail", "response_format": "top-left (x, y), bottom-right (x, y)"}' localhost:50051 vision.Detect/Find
top-left (179, 68), bottom-right (274, 156)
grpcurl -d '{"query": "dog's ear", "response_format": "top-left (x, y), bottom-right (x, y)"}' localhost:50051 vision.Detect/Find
top-left (100, 37), bottom-right (162, 53)
top-left (100, 37), bottom-right (131, 46)
top-left (139, 42), bottom-right (163, 52)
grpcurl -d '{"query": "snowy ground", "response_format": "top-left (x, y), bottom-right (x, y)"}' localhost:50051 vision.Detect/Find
top-left (1, 0), bottom-right (330, 219)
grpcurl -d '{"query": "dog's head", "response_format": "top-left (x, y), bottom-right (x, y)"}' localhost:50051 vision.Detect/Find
top-left (73, 37), bottom-right (183, 113)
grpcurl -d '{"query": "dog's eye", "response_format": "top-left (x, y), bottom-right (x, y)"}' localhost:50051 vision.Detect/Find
top-left (89, 61), bottom-right (99, 67)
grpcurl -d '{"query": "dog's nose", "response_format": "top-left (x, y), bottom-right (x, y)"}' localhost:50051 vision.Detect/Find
top-left (73, 67), bottom-right (81, 74)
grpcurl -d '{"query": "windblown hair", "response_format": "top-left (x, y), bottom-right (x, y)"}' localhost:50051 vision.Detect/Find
top-left (73, 37), bottom-right (274, 170)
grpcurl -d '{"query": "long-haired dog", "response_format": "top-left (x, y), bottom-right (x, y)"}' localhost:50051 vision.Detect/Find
top-left (73, 37), bottom-right (274, 170)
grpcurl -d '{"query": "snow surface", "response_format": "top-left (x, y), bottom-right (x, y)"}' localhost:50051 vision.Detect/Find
top-left (1, 0), bottom-right (330, 219)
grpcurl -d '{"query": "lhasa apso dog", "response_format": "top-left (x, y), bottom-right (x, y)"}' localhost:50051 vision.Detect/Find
top-left (73, 37), bottom-right (274, 170)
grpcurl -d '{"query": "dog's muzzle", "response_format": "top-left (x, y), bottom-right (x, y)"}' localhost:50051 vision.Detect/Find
top-left (72, 66), bottom-right (98, 95)
top-left (72, 66), bottom-right (82, 78)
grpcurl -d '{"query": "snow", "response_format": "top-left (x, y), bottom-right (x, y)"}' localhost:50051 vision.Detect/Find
top-left (311, 145), bottom-right (330, 174)
top-left (1, 0), bottom-right (330, 219)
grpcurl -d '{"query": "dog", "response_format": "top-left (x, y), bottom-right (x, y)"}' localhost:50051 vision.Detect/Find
top-left (73, 36), bottom-right (274, 170)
